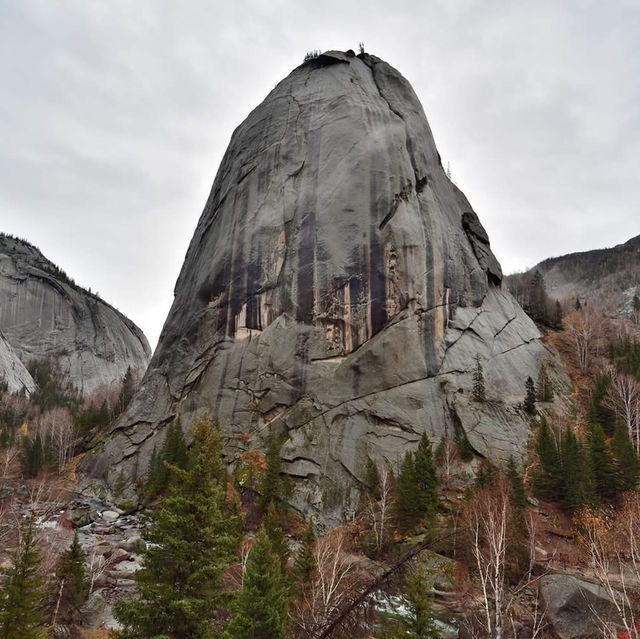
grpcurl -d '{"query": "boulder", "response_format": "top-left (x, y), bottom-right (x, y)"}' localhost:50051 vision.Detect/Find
top-left (80, 591), bottom-right (109, 629)
top-left (109, 547), bottom-right (130, 564)
top-left (540, 573), bottom-right (634, 638)
top-left (100, 510), bottom-right (120, 523)
top-left (116, 534), bottom-right (144, 554)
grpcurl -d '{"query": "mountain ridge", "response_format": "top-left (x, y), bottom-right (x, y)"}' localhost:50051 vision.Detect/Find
top-left (0, 233), bottom-right (151, 395)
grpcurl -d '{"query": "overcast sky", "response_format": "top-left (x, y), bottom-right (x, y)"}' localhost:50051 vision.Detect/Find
top-left (1, 0), bottom-right (638, 348)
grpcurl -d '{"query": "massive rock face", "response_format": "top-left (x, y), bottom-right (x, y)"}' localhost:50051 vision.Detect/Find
top-left (0, 234), bottom-right (151, 395)
top-left (81, 51), bottom-right (560, 522)
top-left (0, 330), bottom-right (35, 394)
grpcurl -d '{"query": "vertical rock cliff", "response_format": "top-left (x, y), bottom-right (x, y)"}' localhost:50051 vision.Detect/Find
top-left (0, 330), bottom-right (35, 394)
top-left (0, 234), bottom-right (151, 395)
top-left (81, 51), bottom-right (562, 522)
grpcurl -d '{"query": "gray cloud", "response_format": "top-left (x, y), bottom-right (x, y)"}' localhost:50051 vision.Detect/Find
top-left (1, 0), bottom-right (638, 347)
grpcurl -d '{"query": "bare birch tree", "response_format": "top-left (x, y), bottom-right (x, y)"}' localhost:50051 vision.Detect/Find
top-left (565, 308), bottom-right (604, 374)
top-left (289, 530), bottom-right (359, 637)
top-left (39, 406), bottom-right (76, 473)
top-left (462, 476), bottom-right (513, 639)
top-left (605, 369), bottom-right (640, 453)
top-left (364, 461), bottom-right (394, 554)
top-left (574, 502), bottom-right (640, 638)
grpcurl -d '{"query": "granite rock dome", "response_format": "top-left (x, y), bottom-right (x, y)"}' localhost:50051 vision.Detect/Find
top-left (81, 51), bottom-right (561, 523)
top-left (0, 234), bottom-right (151, 395)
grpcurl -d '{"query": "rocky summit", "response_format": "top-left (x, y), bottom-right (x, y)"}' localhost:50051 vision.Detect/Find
top-left (0, 234), bottom-right (151, 395)
top-left (81, 51), bottom-right (561, 523)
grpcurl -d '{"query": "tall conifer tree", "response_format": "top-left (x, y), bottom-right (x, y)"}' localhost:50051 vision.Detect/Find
top-left (294, 522), bottom-right (316, 582)
top-left (396, 452), bottom-right (421, 531)
top-left (263, 502), bottom-right (289, 575)
top-left (114, 415), bottom-right (242, 639)
top-left (472, 355), bottom-right (486, 402)
top-left (589, 424), bottom-right (618, 500)
top-left (612, 421), bottom-right (640, 492)
top-left (0, 517), bottom-right (46, 639)
top-left (524, 377), bottom-right (537, 415)
top-left (224, 527), bottom-right (289, 639)
top-left (414, 433), bottom-right (439, 515)
top-left (55, 530), bottom-right (89, 625)
top-left (532, 416), bottom-right (562, 500)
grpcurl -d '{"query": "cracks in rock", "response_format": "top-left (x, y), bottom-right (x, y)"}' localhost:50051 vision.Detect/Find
top-left (282, 367), bottom-right (463, 435)
top-left (365, 429), bottom-right (419, 441)
top-left (362, 57), bottom-right (421, 192)
top-left (282, 454), bottom-right (321, 477)
top-left (378, 180), bottom-right (413, 231)
top-left (437, 309), bottom-right (485, 374)
top-left (489, 338), bottom-right (537, 359)
top-left (493, 315), bottom-right (517, 341)
top-left (336, 458), bottom-right (362, 485)
top-left (236, 380), bottom-right (270, 407)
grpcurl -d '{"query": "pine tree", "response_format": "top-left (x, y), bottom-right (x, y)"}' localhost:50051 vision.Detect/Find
top-left (589, 424), bottom-right (619, 501)
top-left (536, 365), bottom-right (554, 402)
top-left (472, 355), bottom-right (486, 402)
top-left (475, 459), bottom-right (497, 489)
top-left (379, 564), bottom-right (437, 638)
top-left (507, 457), bottom-right (527, 513)
top-left (55, 530), bottom-right (89, 625)
top-left (294, 522), bottom-right (316, 582)
top-left (528, 270), bottom-right (549, 324)
top-left (414, 433), bottom-right (439, 516)
top-left (144, 419), bottom-right (189, 498)
top-left (260, 433), bottom-right (289, 511)
top-left (21, 434), bottom-right (45, 478)
top-left (163, 418), bottom-right (188, 470)
top-left (612, 421), bottom-right (640, 492)
top-left (553, 300), bottom-right (563, 329)
top-left (395, 452), bottom-right (421, 531)
top-left (453, 416), bottom-right (474, 462)
top-left (116, 366), bottom-right (136, 415)
top-left (560, 426), bottom-right (596, 511)
top-left (224, 527), bottom-right (289, 639)
top-left (113, 415), bottom-right (242, 639)
top-left (263, 502), bottom-right (289, 575)
top-left (589, 373), bottom-right (616, 435)
top-left (365, 457), bottom-right (381, 500)
top-left (144, 445), bottom-right (162, 497)
top-left (524, 377), bottom-right (537, 415)
top-left (532, 416), bottom-right (562, 500)
top-left (0, 517), bottom-right (47, 639)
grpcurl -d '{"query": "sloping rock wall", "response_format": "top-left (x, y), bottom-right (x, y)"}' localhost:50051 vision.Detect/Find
top-left (80, 51), bottom-right (562, 523)
top-left (0, 330), bottom-right (35, 394)
top-left (0, 234), bottom-right (151, 395)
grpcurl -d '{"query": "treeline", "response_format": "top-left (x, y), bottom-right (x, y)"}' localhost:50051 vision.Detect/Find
top-left (506, 269), bottom-right (563, 328)
top-left (611, 336), bottom-right (640, 379)
top-left (532, 329), bottom-right (640, 510)
top-left (532, 416), bottom-right (638, 511)
top-left (0, 523), bottom-right (89, 638)
top-left (0, 359), bottom-right (139, 477)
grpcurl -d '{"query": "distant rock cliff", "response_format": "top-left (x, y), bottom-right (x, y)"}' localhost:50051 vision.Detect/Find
top-left (81, 51), bottom-right (563, 523)
top-left (0, 234), bottom-right (151, 395)
top-left (0, 330), bottom-right (35, 394)
top-left (528, 234), bottom-right (640, 317)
